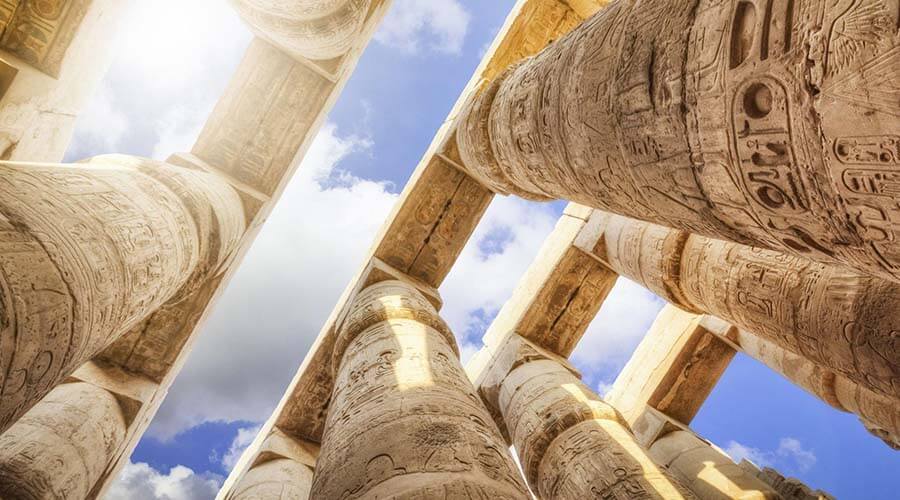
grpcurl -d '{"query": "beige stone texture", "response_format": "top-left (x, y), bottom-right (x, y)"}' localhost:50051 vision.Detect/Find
top-left (607, 304), bottom-right (735, 428)
top-left (0, 382), bottom-right (126, 500)
top-left (739, 460), bottom-right (834, 500)
top-left (310, 281), bottom-right (528, 498)
top-left (588, 212), bottom-right (900, 402)
top-left (0, 156), bottom-right (243, 433)
top-left (706, 322), bottom-right (900, 450)
top-left (498, 358), bottom-right (695, 498)
top-left (457, 0), bottom-right (900, 284)
top-left (0, 0), bottom-right (129, 162)
top-left (232, 0), bottom-right (372, 61)
top-left (649, 430), bottom-right (779, 500)
top-left (232, 458), bottom-right (314, 500)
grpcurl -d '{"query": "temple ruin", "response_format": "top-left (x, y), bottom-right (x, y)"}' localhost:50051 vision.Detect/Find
top-left (0, 0), bottom-right (896, 498)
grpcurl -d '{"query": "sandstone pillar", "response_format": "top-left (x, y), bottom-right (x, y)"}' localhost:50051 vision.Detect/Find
top-left (498, 357), bottom-right (694, 498)
top-left (310, 280), bottom-right (528, 498)
top-left (0, 382), bottom-right (127, 500)
top-left (708, 322), bottom-right (900, 449)
top-left (590, 212), bottom-right (899, 401)
top-left (0, 155), bottom-right (244, 433)
top-left (231, 0), bottom-right (372, 60)
top-left (457, 0), bottom-right (900, 283)
top-left (649, 430), bottom-right (778, 500)
top-left (0, 0), bottom-right (129, 162)
top-left (232, 458), bottom-right (313, 500)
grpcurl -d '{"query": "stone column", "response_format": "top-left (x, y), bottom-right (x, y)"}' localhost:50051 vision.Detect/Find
top-left (0, 382), bottom-right (127, 500)
top-left (232, 458), bottom-right (313, 500)
top-left (649, 430), bottom-right (778, 500)
top-left (231, 0), bottom-right (373, 60)
top-left (310, 280), bottom-right (528, 498)
top-left (0, 155), bottom-right (245, 432)
top-left (718, 325), bottom-right (899, 449)
top-left (591, 212), bottom-right (899, 402)
top-left (457, 0), bottom-right (900, 283)
top-left (498, 357), bottom-right (694, 499)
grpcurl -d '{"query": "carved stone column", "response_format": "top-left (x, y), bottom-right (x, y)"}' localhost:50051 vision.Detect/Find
top-left (310, 280), bottom-right (528, 498)
top-left (231, 0), bottom-right (372, 60)
top-left (723, 327), bottom-right (899, 449)
top-left (0, 382), bottom-right (127, 499)
top-left (232, 458), bottom-right (313, 499)
top-left (649, 430), bottom-right (778, 500)
top-left (498, 357), bottom-right (694, 498)
top-left (457, 0), bottom-right (900, 284)
top-left (0, 156), bottom-right (245, 432)
top-left (592, 212), bottom-right (900, 402)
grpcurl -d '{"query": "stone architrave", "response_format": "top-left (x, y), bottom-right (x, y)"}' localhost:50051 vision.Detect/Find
top-left (497, 357), bottom-right (695, 498)
top-left (0, 382), bottom-right (127, 499)
top-left (0, 155), bottom-right (244, 433)
top-left (649, 430), bottom-right (779, 500)
top-left (231, 0), bottom-right (372, 60)
top-left (589, 212), bottom-right (900, 401)
top-left (457, 0), bottom-right (900, 284)
top-left (310, 281), bottom-right (528, 498)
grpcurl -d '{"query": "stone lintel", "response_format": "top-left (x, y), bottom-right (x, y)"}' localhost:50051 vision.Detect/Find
top-left (628, 404), bottom-right (693, 449)
top-left (607, 305), bottom-right (736, 428)
top-left (67, 361), bottom-right (159, 427)
top-left (481, 212), bottom-right (617, 356)
top-left (167, 152), bottom-right (269, 222)
top-left (251, 426), bottom-right (319, 469)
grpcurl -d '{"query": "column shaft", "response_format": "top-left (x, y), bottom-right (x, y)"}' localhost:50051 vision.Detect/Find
top-left (310, 281), bottom-right (528, 498)
top-left (498, 358), bottom-right (694, 499)
top-left (232, 458), bottom-right (313, 500)
top-left (0, 382), bottom-right (127, 500)
top-left (595, 213), bottom-right (899, 401)
top-left (649, 430), bottom-right (778, 500)
top-left (232, 0), bottom-right (372, 60)
top-left (457, 0), bottom-right (900, 283)
top-left (0, 156), bottom-right (244, 432)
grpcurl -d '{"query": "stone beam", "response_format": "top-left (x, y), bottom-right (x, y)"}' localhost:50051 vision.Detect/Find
top-left (88, 3), bottom-right (392, 495)
top-left (218, 2), bottom-right (603, 496)
top-left (0, 0), bottom-right (129, 162)
top-left (0, 156), bottom-right (244, 434)
top-left (457, 0), bottom-right (900, 284)
top-left (606, 305), bottom-right (736, 435)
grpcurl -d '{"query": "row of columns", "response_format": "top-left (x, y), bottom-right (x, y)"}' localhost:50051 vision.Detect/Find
top-left (456, 0), bottom-right (900, 285)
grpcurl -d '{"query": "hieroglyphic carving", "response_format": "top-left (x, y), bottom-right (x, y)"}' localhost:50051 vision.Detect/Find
top-left (231, 0), bottom-right (371, 60)
top-left (0, 156), bottom-right (243, 433)
top-left (739, 460), bottom-right (835, 500)
top-left (497, 358), bottom-right (695, 498)
top-left (0, 382), bottom-right (126, 499)
top-left (592, 212), bottom-right (900, 401)
top-left (649, 430), bottom-right (779, 500)
top-left (457, 0), bottom-right (900, 283)
top-left (192, 38), bottom-right (333, 196)
top-left (232, 458), bottom-right (313, 500)
top-left (0, 0), bottom-right (92, 77)
top-left (310, 281), bottom-right (528, 499)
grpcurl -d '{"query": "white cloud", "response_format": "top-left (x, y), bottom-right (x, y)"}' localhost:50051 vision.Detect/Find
top-left (66, 81), bottom-right (129, 157)
top-left (222, 425), bottom-right (262, 471)
top-left (105, 461), bottom-right (221, 500)
top-left (725, 437), bottom-right (818, 473)
top-left (375, 0), bottom-right (471, 54)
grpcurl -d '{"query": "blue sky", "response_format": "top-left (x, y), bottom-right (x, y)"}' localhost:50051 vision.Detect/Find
top-left (65, 1), bottom-right (898, 498)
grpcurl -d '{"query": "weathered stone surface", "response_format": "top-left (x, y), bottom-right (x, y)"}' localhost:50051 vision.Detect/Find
top-left (0, 156), bottom-right (244, 433)
top-left (458, 0), bottom-right (900, 283)
top-left (591, 212), bottom-right (900, 401)
top-left (232, 458), bottom-right (313, 500)
top-left (232, 0), bottom-right (372, 60)
top-left (310, 281), bottom-right (528, 499)
top-left (607, 305), bottom-right (735, 427)
top-left (498, 358), bottom-right (695, 498)
top-left (649, 430), bottom-right (779, 500)
top-left (739, 460), bottom-right (834, 500)
top-left (0, 382), bottom-right (126, 500)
